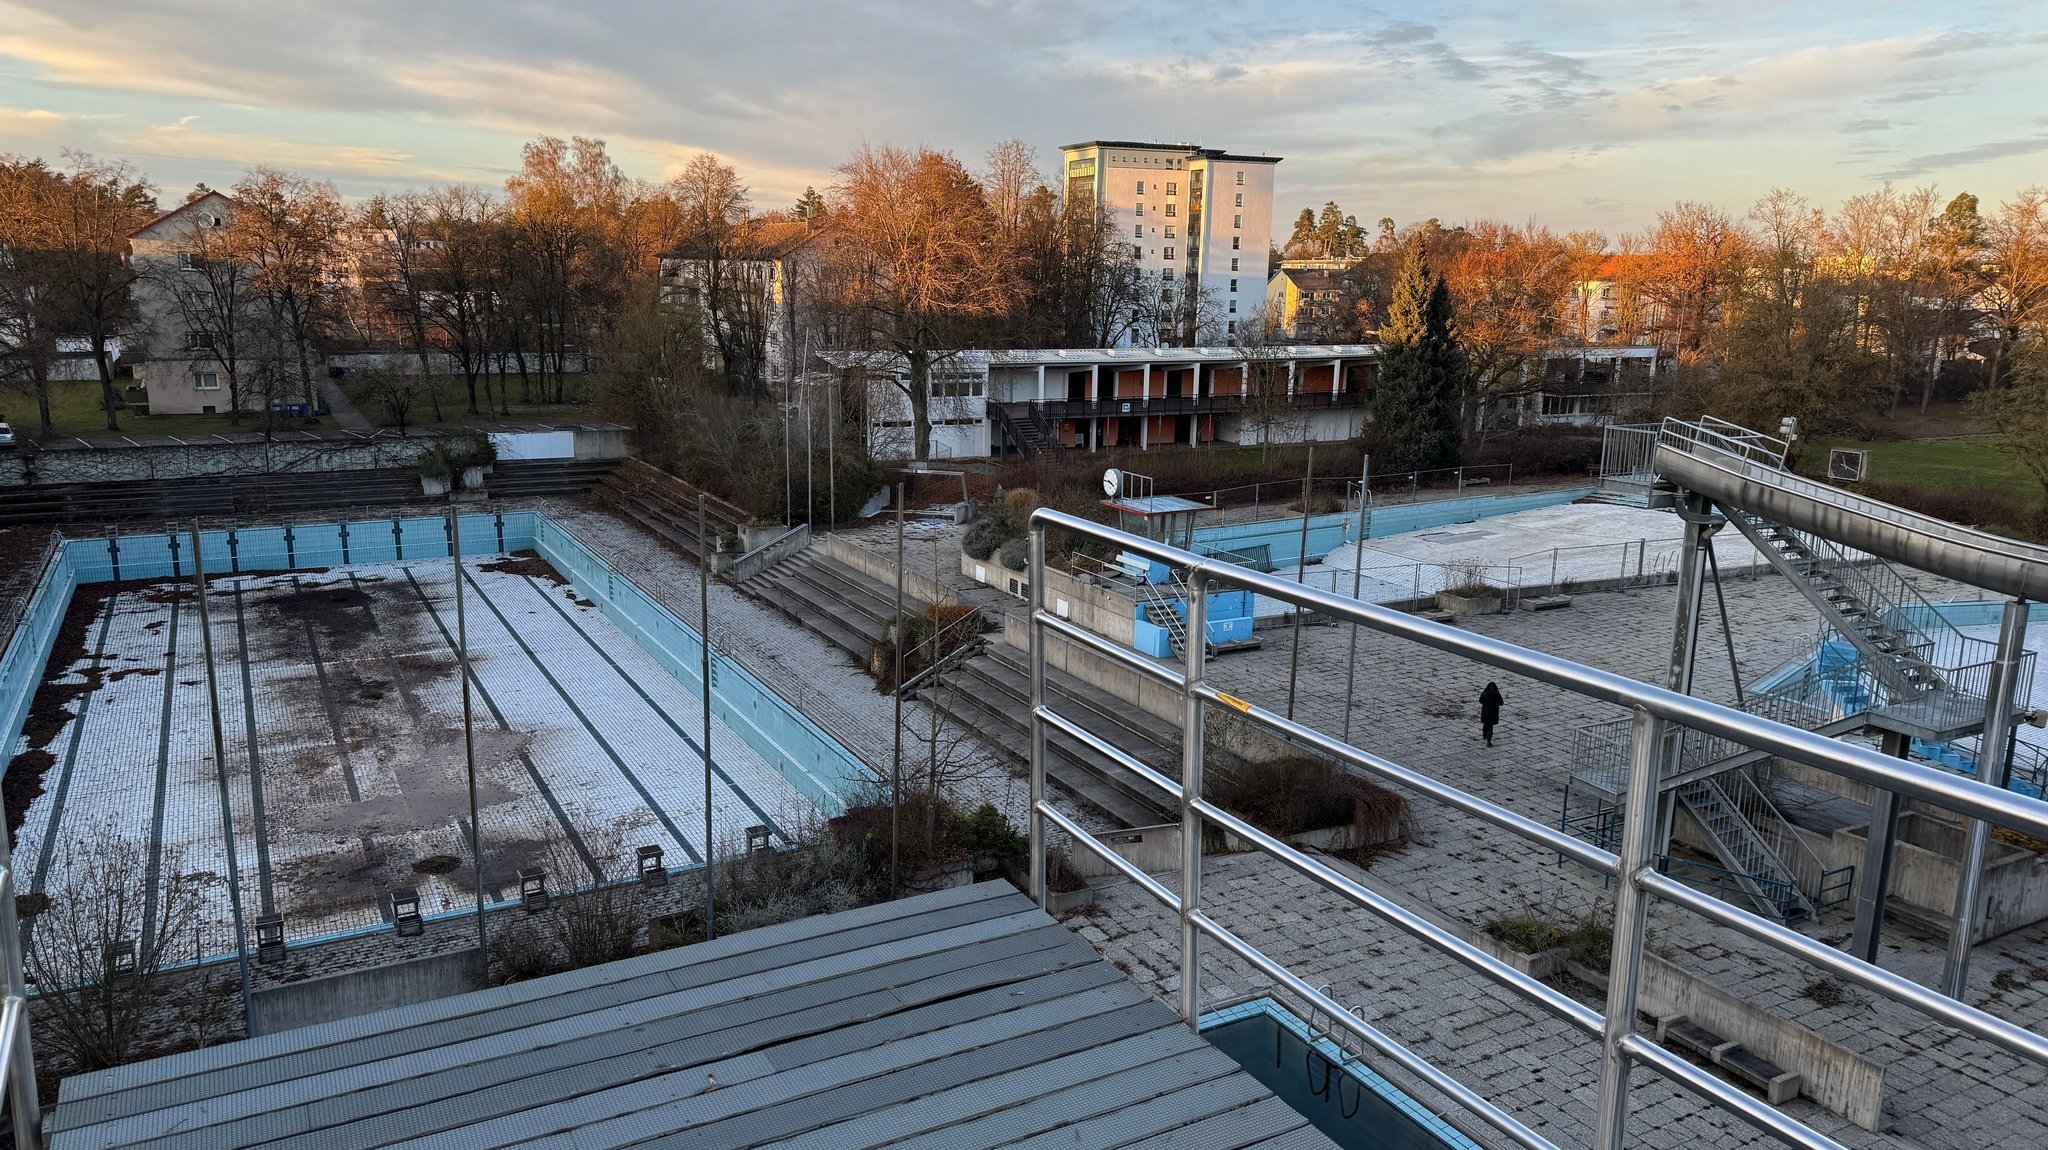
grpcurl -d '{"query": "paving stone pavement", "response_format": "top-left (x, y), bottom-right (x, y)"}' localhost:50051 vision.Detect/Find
top-left (543, 499), bottom-right (2046, 1147)
top-left (1068, 569), bottom-right (2047, 1150)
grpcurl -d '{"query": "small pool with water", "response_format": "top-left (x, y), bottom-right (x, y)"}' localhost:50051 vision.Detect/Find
top-left (1202, 998), bottom-right (1486, 1150)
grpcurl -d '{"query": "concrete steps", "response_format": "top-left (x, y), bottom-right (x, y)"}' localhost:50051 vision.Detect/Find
top-left (735, 540), bottom-right (1167, 828)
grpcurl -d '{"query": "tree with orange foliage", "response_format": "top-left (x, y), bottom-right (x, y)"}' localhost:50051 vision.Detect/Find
top-left (503, 135), bottom-right (628, 402)
top-left (1439, 220), bottom-right (1577, 433)
top-left (1629, 201), bottom-right (1746, 365)
top-left (825, 145), bottom-right (1013, 461)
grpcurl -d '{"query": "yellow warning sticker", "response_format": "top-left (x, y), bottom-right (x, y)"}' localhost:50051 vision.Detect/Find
top-left (1214, 691), bottom-right (1253, 713)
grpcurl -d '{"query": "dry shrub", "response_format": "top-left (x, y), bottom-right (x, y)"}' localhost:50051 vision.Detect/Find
top-left (870, 604), bottom-right (982, 690)
top-left (1466, 427), bottom-right (1604, 478)
top-left (1209, 756), bottom-right (1411, 840)
top-left (1859, 481), bottom-right (2047, 543)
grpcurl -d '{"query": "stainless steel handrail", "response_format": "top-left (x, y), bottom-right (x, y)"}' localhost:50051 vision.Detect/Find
top-left (1656, 416), bottom-right (2048, 600)
top-left (1025, 506), bottom-right (2048, 1150)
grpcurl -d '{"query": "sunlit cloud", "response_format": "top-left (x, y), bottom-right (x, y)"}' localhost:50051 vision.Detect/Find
top-left (0, 1), bottom-right (2042, 229)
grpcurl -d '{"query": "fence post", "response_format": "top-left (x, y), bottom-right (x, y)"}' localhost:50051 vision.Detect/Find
top-left (1595, 707), bottom-right (1665, 1150)
top-left (1027, 522), bottom-right (1048, 909)
top-left (1550, 548), bottom-right (1560, 597)
top-left (1635, 538), bottom-right (1646, 581)
top-left (1180, 569), bottom-right (1209, 1029)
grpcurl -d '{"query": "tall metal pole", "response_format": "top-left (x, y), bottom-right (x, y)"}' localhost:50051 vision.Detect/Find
top-left (1941, 597), bottom-right (2031, 997)
top-left (827, 378), bottom-right (837, 528)
top-left (804, 381), bottom-right (815, 524)
top-left (890, 482), bottom-right (906, 899)
top-left (448, 510), bottom-right (485, 962)
top-left (191, 523), bottom-right (254, 1027)
top-left (1595, 707), bottom-right (1665, 1150)
top-left (782, 402), bottom-right (792, 525)
top-left (698, 496), bottom-right (717, 941)
top-left (1027, 522), bottom-right (1047, 907)
top-left (1286, 445), bottom-right (1313, 721)
top-left (1342, 453), bottom-right (1371, 744)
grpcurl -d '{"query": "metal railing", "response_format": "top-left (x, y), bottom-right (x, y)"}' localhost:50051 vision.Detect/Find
top-left (1658, 415), bottom-right (1791, 471)
top-left (1025, 506), bottom-right (2048, 1150)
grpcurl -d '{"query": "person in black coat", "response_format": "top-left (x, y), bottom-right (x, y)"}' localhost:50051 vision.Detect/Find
top-left (1479, 681), bottom-right (1504, 746)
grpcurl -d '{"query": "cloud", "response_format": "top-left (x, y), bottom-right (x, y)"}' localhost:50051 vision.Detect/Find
top-left (1, 1), bottom-right (2046, 231)
top-left (113, 117), bottom-right (415, 178)
top-left (1879, 134), bottom-right (2048, 179)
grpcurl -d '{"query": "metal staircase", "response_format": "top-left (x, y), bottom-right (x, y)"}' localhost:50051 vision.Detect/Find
top-left (1138, 572), bottom-right (1200, 655)
top-left (1675, 773), bottom-right (1819, 922)
top-left (1724, 513), bottom-right (1944, 698)
top-left (1563, 713), bottom-right (1840, 923)
top-left (992, 404), bottom-right (1054, 456)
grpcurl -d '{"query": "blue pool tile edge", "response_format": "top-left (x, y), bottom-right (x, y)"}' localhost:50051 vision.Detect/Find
top-left (1200, 995), bottom-right (1489, 1150)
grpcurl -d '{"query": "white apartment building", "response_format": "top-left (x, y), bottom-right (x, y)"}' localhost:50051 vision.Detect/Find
top-left (1060, 141), bottom-right (1278, 345)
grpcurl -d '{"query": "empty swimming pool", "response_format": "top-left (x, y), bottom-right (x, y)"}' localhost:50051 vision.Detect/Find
top-left (1203, 998), bottom-right (1485, 1150)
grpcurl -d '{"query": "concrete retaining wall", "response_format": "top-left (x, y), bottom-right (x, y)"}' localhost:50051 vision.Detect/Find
top-left (249, 947), bottom-right (483, 1036)
top-left (1796, 813), bottom-right (2048, 942)
top-left (824, 534), bottom-right (953, 606)
top-left (1571, 954), bottom-right (1886, 1129)
top-left (0, 426), bottom-right (623, 487)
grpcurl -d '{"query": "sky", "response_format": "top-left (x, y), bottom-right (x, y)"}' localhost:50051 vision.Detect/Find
top-left (2, 0), bottom-right (2045, 237)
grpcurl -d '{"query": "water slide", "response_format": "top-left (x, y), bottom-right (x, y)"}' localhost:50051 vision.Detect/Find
top-left (1652, 417), bottom-right (2048, 602)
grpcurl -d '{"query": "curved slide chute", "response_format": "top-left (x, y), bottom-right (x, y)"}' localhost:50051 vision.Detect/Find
top-left (1653, 417), bottom-right (2048, 602)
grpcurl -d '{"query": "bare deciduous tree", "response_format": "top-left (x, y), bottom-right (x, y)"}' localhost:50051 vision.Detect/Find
top-left (22, 826), bottom-right (212, 1072)
top-left (230, 168), bottom-right (345, 417)
top-left (823, 144), bottom-right (1014, 460)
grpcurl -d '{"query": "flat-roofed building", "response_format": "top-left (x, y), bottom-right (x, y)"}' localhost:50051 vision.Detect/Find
top-left (1061, 141), bottom-right (1279, 346)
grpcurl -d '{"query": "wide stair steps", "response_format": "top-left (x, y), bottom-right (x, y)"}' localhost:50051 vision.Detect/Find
top-left (935, 641), bottom-right (1178, 828)
top-left (738, 544), bottom-right (1171, 828)
top-left (487, 458), bottom-right (617, 498)
top-left (589, 458), bottom-right (745, 564)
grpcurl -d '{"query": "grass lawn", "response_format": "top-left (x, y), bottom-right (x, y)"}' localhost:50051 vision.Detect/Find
top-left (339, 372), bottom-right (594, 429)
top-left (4, 379), bottom-right (272, 441)
top-left (1802, 435), bottom-right (2043, 502)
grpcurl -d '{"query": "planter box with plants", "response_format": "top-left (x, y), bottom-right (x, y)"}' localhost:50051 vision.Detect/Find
top-left (417, 434), bottom-right (498, 498)
top-left (1208, 757), bottom-right (1412, 860)
top-left (1436, 583), bottom-right (1505, 616)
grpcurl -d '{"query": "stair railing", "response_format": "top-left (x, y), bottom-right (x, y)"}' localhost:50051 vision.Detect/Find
top-left (1712, 767), bottom-right (1827, 914)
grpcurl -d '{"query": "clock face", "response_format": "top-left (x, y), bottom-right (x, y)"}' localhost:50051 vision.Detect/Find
top-left (1102, 468), bottom-right (1122, 496)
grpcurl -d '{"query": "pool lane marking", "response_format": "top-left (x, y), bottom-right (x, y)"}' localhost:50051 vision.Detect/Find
top-left (292, 576), bottom-right (377, 863)
top-left (457, 566), bottom-right (702, 865)
top-left (229, 581), bottom-right (278, 917)
top-left (401, 568), bottom-right (602, 885)
top-left (513, 573), bottom-right (786, 843)
top-left (141, 589), bottom-right (179, 963)
top-left (27, 590), bottom-right (121, 899)
top-left (293, 577), bottom-right (363, 802)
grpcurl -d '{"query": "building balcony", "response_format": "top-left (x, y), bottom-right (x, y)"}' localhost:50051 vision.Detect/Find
top-left (1015, 390), bottom-right (1366, 421)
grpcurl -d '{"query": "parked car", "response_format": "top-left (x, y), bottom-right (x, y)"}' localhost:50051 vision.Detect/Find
top-left (0, 421), bottom-right (15, 450)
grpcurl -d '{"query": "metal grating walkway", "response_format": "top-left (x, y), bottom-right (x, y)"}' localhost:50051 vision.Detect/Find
top-left (49, 882), bottom-right (1338, 1150)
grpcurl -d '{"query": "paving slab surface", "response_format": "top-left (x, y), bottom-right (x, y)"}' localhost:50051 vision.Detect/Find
top-left (1067, 570), bottom-right (2047, 1150)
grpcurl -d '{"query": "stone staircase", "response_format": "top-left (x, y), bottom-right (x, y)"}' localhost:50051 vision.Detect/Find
top-left (738, 546), bottom-right (1172, 829)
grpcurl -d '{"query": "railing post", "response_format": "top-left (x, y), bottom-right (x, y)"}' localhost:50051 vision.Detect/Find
top-left (1596, 706), bottom-right (1666, 1150)
top-left (1180, 568), bottom-right (1209, 1030)
top-left (1942, 597), bottom-right (2032, 996)
top-left (1028, 523), bottom-right (1049, 909)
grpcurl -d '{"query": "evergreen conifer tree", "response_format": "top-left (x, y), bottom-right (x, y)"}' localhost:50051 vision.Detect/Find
top-left (1373, 246), bottom-right (1466, 474)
